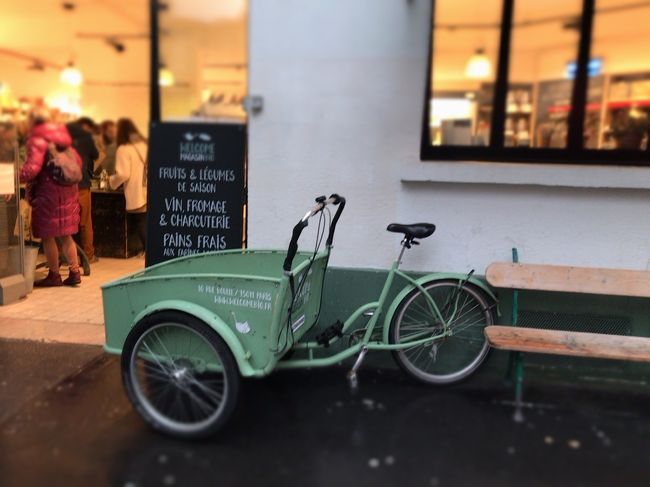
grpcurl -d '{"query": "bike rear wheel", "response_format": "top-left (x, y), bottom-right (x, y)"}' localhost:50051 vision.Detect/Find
top-left (389, 279), bottom-right (494, 385)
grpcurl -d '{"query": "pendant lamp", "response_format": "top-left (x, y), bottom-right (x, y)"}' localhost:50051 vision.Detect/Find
top-left (60, 62), bottom-right (83, 87)
top-left (159, 64), bottom-right (175, 87)
top-left (465, 49), bottom-right (491, 79)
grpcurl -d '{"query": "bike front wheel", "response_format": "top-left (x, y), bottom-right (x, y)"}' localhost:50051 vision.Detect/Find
top-left (389, 279), bottom-right (494, 385)
top-left (121, 311), bottom-right (240, 439)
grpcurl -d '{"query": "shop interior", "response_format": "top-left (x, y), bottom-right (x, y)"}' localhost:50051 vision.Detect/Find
top-left (428, 0), bottom-right (650, 150)
top-left (0, 0), bottom-right (248, 298)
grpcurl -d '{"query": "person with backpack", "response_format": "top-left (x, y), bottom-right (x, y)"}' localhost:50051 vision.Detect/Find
top-left (20, 113), bottom-right (83, 287)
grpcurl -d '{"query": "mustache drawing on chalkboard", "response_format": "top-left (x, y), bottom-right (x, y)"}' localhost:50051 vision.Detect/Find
top-left (183, 132), bottom-right (212, 142)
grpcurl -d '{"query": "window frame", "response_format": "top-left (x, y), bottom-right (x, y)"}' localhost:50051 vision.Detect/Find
top-left (420, 0), bottom-right (650, 166)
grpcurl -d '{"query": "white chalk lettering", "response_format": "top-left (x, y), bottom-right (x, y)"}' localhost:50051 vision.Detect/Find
top-left (159, 167), bottom-right (186, 179)
top-left (197, 234), bottom-right (227, 250)
top-left (185, 199), bottom-right (227, 213)
top-left (163, 233), bottom-right (193, 247)
top-left (189, 181), bottom-right (218, 193)
top-left (169, 214), bottom-right (231, 229)
top-left (164, 197), bottom-right (183, 211)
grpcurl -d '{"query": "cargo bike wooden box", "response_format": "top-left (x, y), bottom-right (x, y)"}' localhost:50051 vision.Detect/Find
top-left (102, 195), bottom-right (498, 438)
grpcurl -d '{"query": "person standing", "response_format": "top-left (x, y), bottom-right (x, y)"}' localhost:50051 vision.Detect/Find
top-left (66, 118), bottom-right (99, 263)
top-left (20, 114), bottom-right (82, 286)
top-left (95, 120), bottom-right (117, 176)
top-left (109, 118), bottom-right (148, 255)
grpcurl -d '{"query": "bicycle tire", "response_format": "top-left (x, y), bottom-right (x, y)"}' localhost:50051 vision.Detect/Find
top-left (389, 279), bottom-right (494, 385)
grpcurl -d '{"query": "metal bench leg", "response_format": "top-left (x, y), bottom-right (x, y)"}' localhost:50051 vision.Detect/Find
top-left (510, 247), bottom-right (525, 423)
top-left (513, 351), bottom-right (525, 423)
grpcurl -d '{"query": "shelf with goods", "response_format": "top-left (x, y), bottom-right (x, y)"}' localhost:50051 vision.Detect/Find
top-left (476, 83), bottom-right (535, 147)
top-left (599, 72), bottom-right (650, 151)
top-left (0, 158), bottom-right (22, 281)
top-left (428, 72), bottom-right (650, 152)
top-left (533, 76), bottom-right (604, 149)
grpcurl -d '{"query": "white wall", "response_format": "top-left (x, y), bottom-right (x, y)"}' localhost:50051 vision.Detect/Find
top-left (248, 0), bottom-right (650, 273)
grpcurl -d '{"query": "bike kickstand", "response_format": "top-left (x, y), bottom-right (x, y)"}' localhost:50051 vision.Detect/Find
top-left (347, 346), bottom-right (369, 391)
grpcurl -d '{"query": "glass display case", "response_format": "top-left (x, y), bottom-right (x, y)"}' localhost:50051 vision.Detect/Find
top-left (0, 134), bottom-right (23, 284)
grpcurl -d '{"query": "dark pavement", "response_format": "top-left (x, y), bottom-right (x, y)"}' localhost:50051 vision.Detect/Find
top-left (0, 340), bottom-right (103, 423)
top-left (2, 340), bottom-right (650, 486)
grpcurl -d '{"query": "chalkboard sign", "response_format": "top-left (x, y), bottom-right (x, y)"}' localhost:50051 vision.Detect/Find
top-left (146, 122), bottom-right (246, 266)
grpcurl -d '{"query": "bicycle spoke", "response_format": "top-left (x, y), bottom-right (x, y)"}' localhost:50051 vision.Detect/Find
top-left (186, 376), bottom-right (224, 403)
top-left (178, 383), bottom-right (219, 415)
top-left (141, 341), bottom-right (171, 373)
top-left (142, 361), bottom-right (172, 380)
top-left (153, 330), bottom-right (176, 365)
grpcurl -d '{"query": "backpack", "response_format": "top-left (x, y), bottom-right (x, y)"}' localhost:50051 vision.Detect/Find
top-left (46, 143), bottom-right (82, 186)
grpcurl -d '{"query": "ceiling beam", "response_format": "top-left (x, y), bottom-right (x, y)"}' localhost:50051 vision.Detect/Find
top-left (0, 47), bottom-right (63, 70)
top-left (75, 32), bottom-right (150, 40)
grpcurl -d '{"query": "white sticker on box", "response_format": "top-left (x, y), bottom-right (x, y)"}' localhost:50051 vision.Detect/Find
top-left (236, 321), bottom-right (251, 334)
top-left (291, 315), bottom-right (306, 332)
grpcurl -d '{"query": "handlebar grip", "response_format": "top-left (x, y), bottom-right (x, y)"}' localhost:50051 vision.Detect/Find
top-left (326, 194), bottom-right (345, 246)
top-left (283, 219), bottom-right (308, 273)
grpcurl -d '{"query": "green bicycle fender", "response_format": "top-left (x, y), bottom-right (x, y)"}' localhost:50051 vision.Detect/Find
top-left (127, 300), bottom-right (263, 378)
top-left (381, 273), bottom-right (499, 343)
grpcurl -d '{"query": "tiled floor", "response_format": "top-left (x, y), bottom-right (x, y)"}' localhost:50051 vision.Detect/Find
top-left (0, 257), bottom-right (143, 345)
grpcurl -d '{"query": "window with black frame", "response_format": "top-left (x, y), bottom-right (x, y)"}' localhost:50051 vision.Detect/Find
top-left (421, 0), bottom-right (650, 165)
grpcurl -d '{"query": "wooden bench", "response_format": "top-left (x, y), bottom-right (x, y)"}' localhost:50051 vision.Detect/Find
top-left (484, 250), bottom-right (650, 421)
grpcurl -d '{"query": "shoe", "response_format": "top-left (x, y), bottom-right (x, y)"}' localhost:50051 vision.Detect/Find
top-left (63, 269), bottom-right (81, 286)
top-left (35, 271), bottom-right (63, 287)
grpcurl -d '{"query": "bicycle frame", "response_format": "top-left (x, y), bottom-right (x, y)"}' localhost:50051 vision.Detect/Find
top-left (275, 243), bottom-right (463, 370)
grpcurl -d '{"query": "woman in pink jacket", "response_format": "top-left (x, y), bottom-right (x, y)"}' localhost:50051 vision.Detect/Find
top-left (20, 116), bottom-right (82, 286)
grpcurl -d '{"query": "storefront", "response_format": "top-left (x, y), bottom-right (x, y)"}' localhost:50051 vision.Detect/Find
top-left (0, 0), bottom-right (248, 290)
top-left (2, 0), bottom-right (649, 311)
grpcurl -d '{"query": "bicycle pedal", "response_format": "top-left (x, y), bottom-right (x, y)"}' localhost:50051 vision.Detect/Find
top-left (316, 320), bottom-right (344, 347)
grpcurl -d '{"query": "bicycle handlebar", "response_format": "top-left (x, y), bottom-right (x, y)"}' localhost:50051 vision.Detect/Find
top-left (283, 194), bottom-right (346, 273)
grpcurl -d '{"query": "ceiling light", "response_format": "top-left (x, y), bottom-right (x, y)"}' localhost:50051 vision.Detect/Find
top-left (170, 0), bottom-right (246, 22)
top-left (60, 62), bottom-right (83, 87)
top-left (465, 49), bottom-right (492, 79)
top-left (158, 64), bottom-right (174, 87)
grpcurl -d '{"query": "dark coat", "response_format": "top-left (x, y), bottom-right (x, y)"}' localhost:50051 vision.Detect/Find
top-left (19, 123), bottom-right (81, 239)
top-left (66, 122), bottom-right (98, 189)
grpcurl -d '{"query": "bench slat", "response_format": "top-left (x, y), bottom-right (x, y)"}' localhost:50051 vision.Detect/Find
top-left (486, 262), bottom-right (650, 298)
top-left (485, 325), bottom-right (650, 362)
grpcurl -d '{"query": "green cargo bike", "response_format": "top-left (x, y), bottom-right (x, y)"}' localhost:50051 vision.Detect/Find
top-left (102, 194), bottom-right (498, 438)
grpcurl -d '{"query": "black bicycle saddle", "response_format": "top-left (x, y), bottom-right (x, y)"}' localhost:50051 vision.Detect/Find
top-left (386, 223), bottom-right (436, 240)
